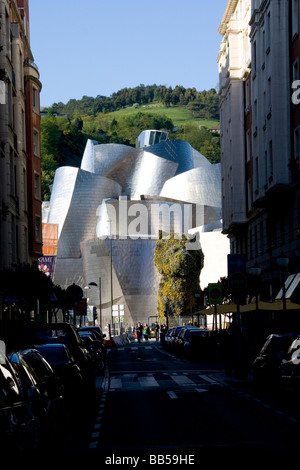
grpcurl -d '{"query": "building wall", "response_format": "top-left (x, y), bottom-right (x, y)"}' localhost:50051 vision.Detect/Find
top-left (218, 0), bottom-right (251, 241)
top-left (0, 0), bottom-right (42, 269)
top-left (218, 0), bottom-right (300, 301)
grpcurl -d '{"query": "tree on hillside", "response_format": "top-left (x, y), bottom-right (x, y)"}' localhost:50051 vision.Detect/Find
top-left (40, 115), bottom-right (88, 200)
top-left (154, 233), bottom-right (204, 320)
top-left (45, 85), bottom-right (219, 119)
top-left (172, 124), bottom-right (220, 163)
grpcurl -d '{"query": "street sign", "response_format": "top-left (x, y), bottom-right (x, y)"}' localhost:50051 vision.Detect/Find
top-left (228, 254), bottom-right (246, 274)
top-left (228, 273), bottom-right (247, 293)
top-left (76, 298), bottom-right (87, 316)
top-left (208, 283), bottom-right (223, 305)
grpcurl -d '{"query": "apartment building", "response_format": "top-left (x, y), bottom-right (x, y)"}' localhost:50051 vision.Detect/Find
top-left (0, 0), bottom-right (42, 269)
top-left (218, 0), bottom-right (300, 301)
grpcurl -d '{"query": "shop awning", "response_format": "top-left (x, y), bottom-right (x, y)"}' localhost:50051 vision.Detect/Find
top-left (197, 300), bottom-right (300, 315)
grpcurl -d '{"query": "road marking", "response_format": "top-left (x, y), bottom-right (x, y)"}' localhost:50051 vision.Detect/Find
top-left (138, 376), bottom-right (159, 387)
top-left (196, 388), bottom-right (208, 393)
top-left (171, 375), bottom-right (195, 386)
top-left (167, 391), bottom-right (178, 399)
top-left (110, 377), bottom-right (122, 388)
top-left (199, 374), bottom-right (218, 384)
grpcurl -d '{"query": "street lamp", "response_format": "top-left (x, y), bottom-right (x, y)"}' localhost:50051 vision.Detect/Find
top-left (109, 219), bottom-right (113, 337)
top-left (87, 279), bottom-right (102, 326)
top-left (276, 252), bottom-right (289, 312)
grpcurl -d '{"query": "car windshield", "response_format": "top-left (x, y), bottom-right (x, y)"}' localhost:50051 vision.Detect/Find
top-left (261, 335), bottom-right (298, 355)
top-left (23, 351), bottom-right (53, 376)
top-left (37, 347), bottom-right (70, 363)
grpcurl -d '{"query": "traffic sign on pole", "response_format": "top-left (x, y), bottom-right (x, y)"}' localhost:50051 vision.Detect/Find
top-left (228, 272), bottom-right (247, 293)
top-left (208, 283), bottom-right (223, 305)
top-left (227, 254), bottom-right (246, 275)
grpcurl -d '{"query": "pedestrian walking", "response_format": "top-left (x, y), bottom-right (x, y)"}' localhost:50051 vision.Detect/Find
top-left (136, 322), bottom-right (143, 343)
top-left (154, 322), bottom-right (160, 341)
top-left (143, 323), bottom-right (150, 341)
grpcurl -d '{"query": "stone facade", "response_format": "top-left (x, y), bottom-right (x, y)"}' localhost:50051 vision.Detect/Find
top-left (0, 0), bottom-right (42, 269)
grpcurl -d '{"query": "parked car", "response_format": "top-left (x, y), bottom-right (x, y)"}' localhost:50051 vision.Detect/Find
top-left (8, 349), bottom-right (64, 422)
top-left (78, 326), bottom-right (106, 345)
top-left (0, 347), bottom-right (39, 450)
top-left (252, 332), bottom-right (299, 386)
top-left (179, 328), bottom-right (212, 359)
top-left (280, 334), bottom-right (300, 391)
top-left (35, 343), bottom-right (84, 399)
top-left (165, 326), bottom-right (186, 351)
top-left (172, 326), bottom-right (199, 353)
top-left (8, 350), bottom-right (48, 421)
top-left (25, 322), bottom-right (96, 381)
top-left (77, 330), bottom-right (106, 371)
top-left (163, 328), bottom-right (175, 349)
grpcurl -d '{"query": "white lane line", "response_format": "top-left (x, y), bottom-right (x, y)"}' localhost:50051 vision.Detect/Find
top-left (138, 376), bottom-right (159, 387)
top-left (171, 375), bottom-right (195, 386)
top-left (199, 374), bottom-right (219, 384)
top-left (167, 391), bottom-right (178, 399)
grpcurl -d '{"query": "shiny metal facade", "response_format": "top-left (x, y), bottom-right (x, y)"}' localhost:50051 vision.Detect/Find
top-left (43, 136), bottom-right (222, 329)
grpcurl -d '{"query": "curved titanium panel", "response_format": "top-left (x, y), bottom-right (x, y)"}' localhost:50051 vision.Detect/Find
top-left (160, 164), bottom-right (222, 208)
top-left (47, 166), bottom-right (79, 238)
top-left (80, 138), bottom-right (98, 173)
top-left (50, 169), bottom-right (122, 258)
top-left (143, 139), bottom-right (194, 175)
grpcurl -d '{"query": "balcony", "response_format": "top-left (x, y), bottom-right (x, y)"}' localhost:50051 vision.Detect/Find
top-left (24, 60), bottom-right (40, 83)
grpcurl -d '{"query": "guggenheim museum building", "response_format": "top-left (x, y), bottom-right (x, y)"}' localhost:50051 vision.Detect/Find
top-left (42, 130), bottom-right (229, 333)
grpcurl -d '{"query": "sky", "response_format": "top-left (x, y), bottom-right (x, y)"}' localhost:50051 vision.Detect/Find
top-left (28, 0), bottom-right (229, 108)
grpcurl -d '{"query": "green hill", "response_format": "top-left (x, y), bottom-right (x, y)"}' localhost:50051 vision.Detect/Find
top-left (41, 85), bottom-right (220, 200)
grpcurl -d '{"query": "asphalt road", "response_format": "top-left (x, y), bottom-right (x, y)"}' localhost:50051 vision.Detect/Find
top-left (54, 339), bottom-right (300, 466)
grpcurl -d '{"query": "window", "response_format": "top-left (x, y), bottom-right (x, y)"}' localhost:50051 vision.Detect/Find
top-left (292, 0), bottom-right (299, 37)
top-left (293, 60), bottom-right (299, 83)
top-left (11, 214), bottom-right (16, 263)
top-left (255, 157), bottom-right (259, 192)
top-left (267, 77), bottom-right (272, 114)
top-left (23, 168), bottom-right (27, 211)
top-left (32, 87), bottom-right (39, 112)
top-left (266, 11), bottom-right (271, 52)
top-left (34, 172), bottom-right (40, 199)
top-left (5, 10), bottom-right (10, 58)
top-left (268, 140), bottom-right (273, 179)
top-left (253, 42), bottom-right (257, 77)
top-left (33, 129), bottom-right (39, 156)
top-left (10, 147), bottom-right (16, 196)
top-left (247, 179), bottom-right (252, 211)
top-left (246, 130), bottom-right (251, 162)
top-left (264, 150), bottom-right (268, 185)
top-left (35, 215), bottom-right (42, 242)
top-left (8, 81), bottom-right (13, 127)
